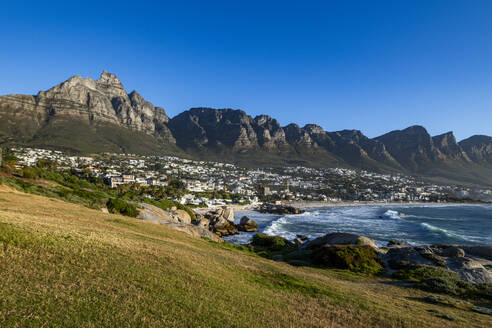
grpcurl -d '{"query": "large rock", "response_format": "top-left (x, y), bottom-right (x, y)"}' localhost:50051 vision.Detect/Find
top-left (385, 244), bottom-right (492, 284)
top-left (385, 247), bottom-right (435, 269)
top-left (174, 209), bottom-right (191, 225)
top-left (302, 232), bottom-right (377, 249)
top-left (204, 207), bottom-right (239, 237)
top-left (192, 214), bottom-right (210, 229)
top-left (258, 204), bottom-right (305, 215)
top-left (223, 208), bottom-right (234, 223)
top-left (460, 245), bottom-right (492, 260)
top-left (162, 223), bottom-right (223, 242)
top-left (136, 203), bottom-right (222, 242)
top-left (237, 216), bottom-right (258, 232)
top-left (445, 257), bottom-right (492, 284)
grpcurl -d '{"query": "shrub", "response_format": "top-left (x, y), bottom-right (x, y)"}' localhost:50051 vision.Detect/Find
top-left (251, 233), bottom-right (290, 251)
top-left (106, 198), bottom-right (138, 217)
top-left (22, 167), bottom-right (40, 179)
top-left (312, 245), bottom-right (383, 275)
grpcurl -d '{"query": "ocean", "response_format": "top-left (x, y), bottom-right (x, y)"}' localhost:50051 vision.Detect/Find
top-left (224, 204), bottom-right (492, 246)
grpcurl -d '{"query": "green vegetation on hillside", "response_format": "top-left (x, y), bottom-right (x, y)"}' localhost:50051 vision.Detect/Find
top-left (106, 198), bottom-right (138, 217)
top-left (0, 188), bottom-right (490, 327)
top-left (0, 164), bottom-right (195, 219)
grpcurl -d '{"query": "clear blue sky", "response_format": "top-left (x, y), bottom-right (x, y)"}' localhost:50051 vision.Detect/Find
top-left (2, 1), bottom-right (492, 140)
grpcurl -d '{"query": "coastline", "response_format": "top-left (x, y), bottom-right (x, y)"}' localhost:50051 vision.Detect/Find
top-left (202, 200), bottom-right (490, 213)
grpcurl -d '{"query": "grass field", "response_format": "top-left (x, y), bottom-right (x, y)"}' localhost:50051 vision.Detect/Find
top-left (0, 185), bottom-right (490, 327)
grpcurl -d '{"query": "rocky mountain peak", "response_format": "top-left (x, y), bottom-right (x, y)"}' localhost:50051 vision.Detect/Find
top-left (433, 131), bottom-right (456, 147)
top-left (402, 125), bottom-right (429, 136)
top-left (459, 135), bottom-right (492, 163)
top-left (304, 124), bottom-right (325, 135)
top-left (433, 132), bottom-right (470, 161)
top-left (96, 70), bottom-right (126, 98)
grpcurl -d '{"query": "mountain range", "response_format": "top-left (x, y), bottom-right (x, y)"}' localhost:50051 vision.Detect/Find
top-left (2, 71), bottom-right (492, 187)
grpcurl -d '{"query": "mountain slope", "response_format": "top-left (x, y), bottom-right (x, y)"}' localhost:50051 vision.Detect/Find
top-left (2, 71), bottom-right (492, 186)
top-left (0, 186), bottom-right (488, 327)
top-left (460, 135), bottom-right (492, 164)
top-left (0, 71), bottom-right (179, 154)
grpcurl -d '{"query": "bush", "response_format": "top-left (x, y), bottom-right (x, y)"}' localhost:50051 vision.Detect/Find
top-left (106, 198), bottom-right (138, 218)
top-left (22, 167), bottom-right (40, 179)
top-left (312, 245), bottom-right (383, 275)
top-left (252, 233), bottom-right (290, 251)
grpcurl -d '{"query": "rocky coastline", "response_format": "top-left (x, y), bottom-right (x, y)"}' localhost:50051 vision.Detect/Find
top-left (133, 203), bottom-right (492, 315)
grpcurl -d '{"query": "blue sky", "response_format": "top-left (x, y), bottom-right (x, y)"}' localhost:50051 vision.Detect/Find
top-left (2, 1), bottom-right (492, 140)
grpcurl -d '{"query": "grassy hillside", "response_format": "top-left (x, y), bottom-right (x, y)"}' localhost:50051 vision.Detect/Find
top-left (0, 187), bottom-right (490, 327)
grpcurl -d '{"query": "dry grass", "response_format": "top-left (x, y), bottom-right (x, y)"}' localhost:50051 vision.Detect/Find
top-left (0, 186), bottom-right (489, 327)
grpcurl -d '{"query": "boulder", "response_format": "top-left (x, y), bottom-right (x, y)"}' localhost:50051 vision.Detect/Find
top-left (223, 207), bottom-right (235, 223)
top-left (415, 246), bottom-right (447, 266)
top-left (173, 209), bottom-right (192, 225)
top-left (204, 207), bottom-right (239, 237)
top-left (293, 238), bottom-right (304, 246)
top-left (432, 245), bottom-right (465, 258)
top-left (237, 216), bottom-right (258, 232)
top-left (302, 232), bottom-right (377, 249)
top-left (445, 257), bottom-right (492, 284)
top-left (460, 246), bottom-right (492, 260)
top-left (258, 204), bottom-right (304, 215)
top-left (163, 222), bottom-right (223, 242)
top-left (138, 203), bottom-right (177, 224)
top-left (296, 234), bottom-right (310, 241)
top-left (136, 203), bottom-right (223, 242)
top-left (387, 240), bottom-right (409, 247)
top-left (192, 214), bottom-right (210, 229)
top-left (385, 247), bottom-right (435, 269)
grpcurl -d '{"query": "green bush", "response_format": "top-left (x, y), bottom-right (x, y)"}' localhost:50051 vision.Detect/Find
top-left (22, 167), bottom-right (40, 179)
top-left (312, 245), bottom-right (383, 275)
top-left (251, 233), bottom-right (290, 251)
top-left (106, 198), bottom-right (139, 218)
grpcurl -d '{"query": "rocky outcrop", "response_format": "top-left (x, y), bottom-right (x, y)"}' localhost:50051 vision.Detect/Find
top-left (237, 216), bottom-right (258, 232)
top-left (136, 203), bottom-right (222, 242)
top-left (302, 232), bottom-right (377, 249)
top-left (384, 244), bottom-right (492, 284)
top-left (459, 135), bottom-right (492, 164)
top-left (0, 70), bottom-right (175, 147)
top-left (203, 207), bottom-right (239, 237)
top-left (257, 204), bottom-right (304, 215)
top-left (432, 132), bottom-right (470, 161)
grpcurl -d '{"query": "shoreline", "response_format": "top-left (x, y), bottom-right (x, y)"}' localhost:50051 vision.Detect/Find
top-left (213, 200), bottom-right (490, 213)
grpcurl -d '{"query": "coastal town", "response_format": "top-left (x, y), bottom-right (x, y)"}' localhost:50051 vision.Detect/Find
top-left (5, 147), bottom-right (492, 206)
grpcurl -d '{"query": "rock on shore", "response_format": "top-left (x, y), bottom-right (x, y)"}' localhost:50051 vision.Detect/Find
top-left (237, 216), bottom-right (259, 232)
top-left (257, 203), bottom-right (305, 215)
top-left (384, 244), bottom-right (492, 284)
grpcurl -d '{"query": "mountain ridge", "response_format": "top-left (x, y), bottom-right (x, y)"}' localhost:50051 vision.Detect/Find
top-left (2, 71), bottom-right (492, 187)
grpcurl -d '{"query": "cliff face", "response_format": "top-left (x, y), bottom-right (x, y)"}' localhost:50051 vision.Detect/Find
top-left (459, 135), bottom-right (492, 164)
top-left (3, 71), bottom-right (492, 186)
top-left (0, 71), bottom-right (174, 143)
top-left (168, 108), bottom-right (402, 171)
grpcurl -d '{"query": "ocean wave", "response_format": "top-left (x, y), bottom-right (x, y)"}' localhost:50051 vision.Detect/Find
top-left (263, 216), bottom-right (297, 240)
top-left (382, 209), bottom-right (405, 220)
top-left (420, 222), bottom-right (455, 237)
